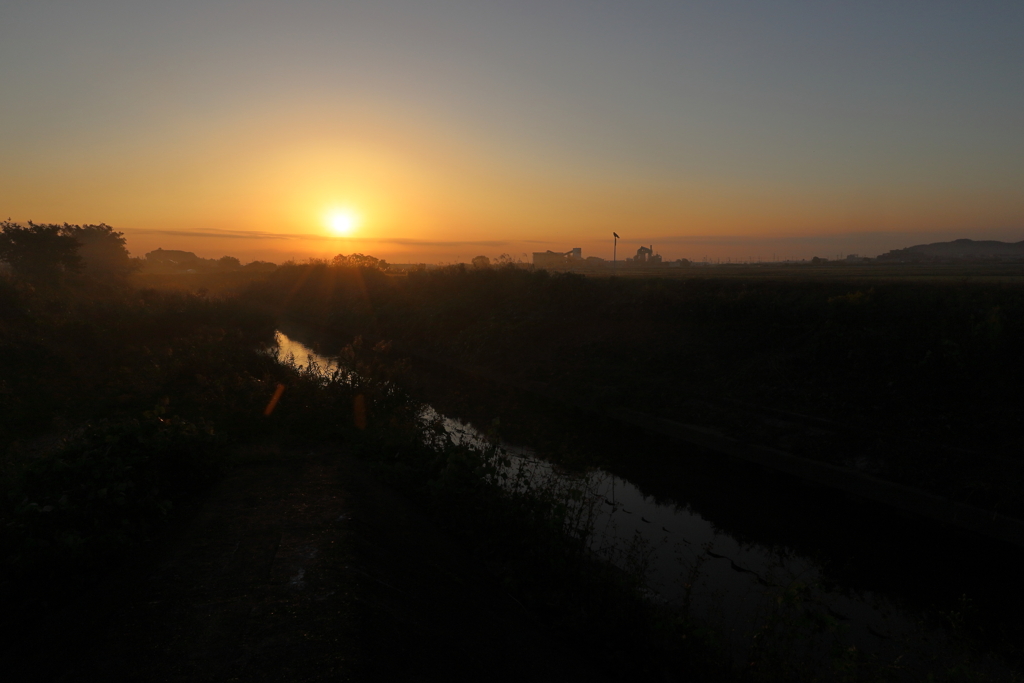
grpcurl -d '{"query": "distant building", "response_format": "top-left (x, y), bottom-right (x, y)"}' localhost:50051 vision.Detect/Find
top-left (533, 248), bottom-right (583, 269)
top-left (531, 245), bottom-right (673, 271)
top-left (626, 245), bottom-right (663, 264)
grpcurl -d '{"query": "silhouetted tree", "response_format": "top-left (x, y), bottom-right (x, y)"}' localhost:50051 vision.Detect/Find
top-left (218, 255), bottom-right (241, 269)
top-left (472, 255), bottom-right (491, 269)
top-left (332, 253), bottom-right (389, 270)
top-left (61, 223), bottom-right (135, 281)
top-left (494, 253), bottom-right (522, 268)
top-left (0, 221), bottom-right (81, 284)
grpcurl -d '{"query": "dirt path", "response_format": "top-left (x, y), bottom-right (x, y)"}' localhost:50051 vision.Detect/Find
top-left (11, 448), bottom-right (611, 682)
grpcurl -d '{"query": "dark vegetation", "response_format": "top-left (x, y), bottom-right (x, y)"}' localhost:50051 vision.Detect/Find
top-left (0, 226), bottom-right (713, 681)
top-left (3, 223), bottom-right (1023, 681)
top-left (246, 262), bottom-right (1024, 519)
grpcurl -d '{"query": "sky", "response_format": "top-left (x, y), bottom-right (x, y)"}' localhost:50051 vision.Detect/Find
top-left (2, 1), bottom-right (1023, 263)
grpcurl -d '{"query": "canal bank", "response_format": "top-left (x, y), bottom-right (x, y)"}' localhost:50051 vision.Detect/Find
top-left (274, 327), bottom-right (1024, 675)
top-left (276, 315), bottom-right (1024, 547)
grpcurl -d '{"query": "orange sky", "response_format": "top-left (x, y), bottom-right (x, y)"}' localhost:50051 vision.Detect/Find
top-left (3, 2), bottom-right (1023, 263)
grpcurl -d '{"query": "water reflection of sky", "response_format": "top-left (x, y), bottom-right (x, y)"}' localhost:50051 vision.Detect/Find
top-left (274, 331), bottom-right (342, 374)
top-left (273, 331), bottom-right (956, 667)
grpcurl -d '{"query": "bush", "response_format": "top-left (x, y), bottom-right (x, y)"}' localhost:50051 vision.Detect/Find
top-left (2, 412), bottom-right (220, 579)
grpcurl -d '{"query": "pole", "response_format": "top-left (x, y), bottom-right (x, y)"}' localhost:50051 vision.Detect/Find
top-left (613, 233), bottom-right (618, 274)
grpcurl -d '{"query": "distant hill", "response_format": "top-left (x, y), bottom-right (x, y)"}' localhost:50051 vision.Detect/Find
top-left (878, 238), bottom-right (1024, 262)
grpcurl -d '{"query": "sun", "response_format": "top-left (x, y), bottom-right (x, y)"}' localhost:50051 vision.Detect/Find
top-left (326, 209), bottom-right (360, 236)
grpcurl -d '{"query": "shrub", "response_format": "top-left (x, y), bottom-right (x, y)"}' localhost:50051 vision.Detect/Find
top-left (2, 412), bottom-right (220, 579)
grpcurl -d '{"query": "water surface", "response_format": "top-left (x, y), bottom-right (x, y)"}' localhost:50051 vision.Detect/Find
top-left (273, 330), bottom-right (1015, 670)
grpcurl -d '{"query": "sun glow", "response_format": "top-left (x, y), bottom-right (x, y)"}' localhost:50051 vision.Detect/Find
top-left (326, 209), bottom-right (360, 236)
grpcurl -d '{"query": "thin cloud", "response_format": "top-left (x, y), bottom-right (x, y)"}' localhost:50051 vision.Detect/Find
top-left (631, 230), bottom-right (1023, 246)
top-left (122, 227), bottom-right (553, 248)
top-left (632, 233), bottom-right (894, 246)
top-left (125, 228), bottom-right (295, 240)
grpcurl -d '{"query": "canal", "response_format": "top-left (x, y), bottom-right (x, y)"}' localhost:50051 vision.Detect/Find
top-left (274, 329), bottom-right (1021, 673)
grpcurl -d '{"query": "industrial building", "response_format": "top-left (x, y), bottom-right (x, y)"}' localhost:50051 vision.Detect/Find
top-left (532, 248), bottom-right (583, 269)
top-left (533, 245), bottom-right (669, 271)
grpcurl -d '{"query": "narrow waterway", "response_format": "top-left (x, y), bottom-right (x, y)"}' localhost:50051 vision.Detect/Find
top-left (274, 330), bottom-right (1019, 674)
